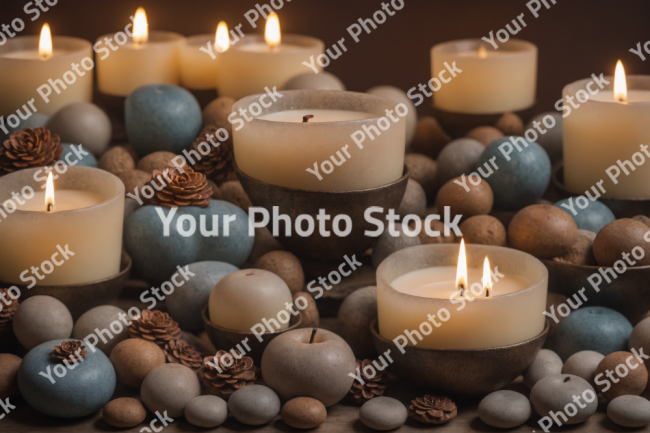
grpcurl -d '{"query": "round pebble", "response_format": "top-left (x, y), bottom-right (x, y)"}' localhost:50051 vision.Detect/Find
top-left (61, 143), bottom-right (98, 167)
top-left (282, 397), bottom-right (327, 429)
top-left (220, 180), bottom-right (252, 210)
top-left (249, 226), bottom-right (285, 263)
top-left (13, 295), bottom-right (73, 350)
top-left (292, 292), bottom-right (319, 328)
top-left (418, 219), bottom-right (457, 244)
top-left (593, 219), bottom-right (650, 267)
top-left (103, 397), bottom-right (147, 428)
top-left (595, 351), bottom-right (648, 400)
top-left (141, 364), bottom-right (201, 417)
top-left (562, 350), bottom-right (605, 388)
top-left (629, 317), bottom-right (650, 355)
top-left (359, 397), bottom-right (408, 431)
top-left (436, 176), bottom-right (493, 221)
top-left (254, 251), bottom-right (305, 295)
top-left (633, 214), bottom-right (650, 228)
top-left (118, 169), bottom-right (151, 197)
top-left (436, 138), bottom-right (484, 186)
top-left (525, 112), bottom-right (563, 162)
top-left (508, 205), bottom-right (577, 258)
top-left (530, 374), bottom-right (597, 425)
top-left (109, 338), bottom-right (166, 388)
top-left (46, 102), bottom-right (111, 156)
top-left (524, 349), bottom-right (564, 389)
top-left (229, 384), bottom-right (281, 426)
top-left (495, 112), bottom-right (524, 136)
top-left (398, 178), bottom-right (426, 219)
top-left (136, 151), bottom-right (178, 173)
top-left (283, 72), bottom-right (345, 91)
top-left (404, 153), bottom-right (437, 196)
top-left (555, 229), bottom-right (597, 266)
top-left (185, 395), bottom-right (228, 428)
top-left (0, 353), bottom-right (21, 399)
top-left (554, 198), bottom-right (615, 233)
top-left (203, 96), bottom-right (236, 131)
top-left (459, 215), bottom-right (506, 246)
top-left (410, 116), bottom-right (450, 158)
top-left (73, 305), bottom-right (129, 355)
top-left (466, 126), bottom-right (504, 147)
top-left (98, 146), bottom-right (136, 176)
top-left (478, 390), bottom-right (531, 428)
top-left (367, 85), bottom-right (417, 145)
top-left (607, 395), bottom-right (650, 427)
top-left (372, 222), bottom-right (421, 268)
top-left (337, 286), bottom-right (378, 359)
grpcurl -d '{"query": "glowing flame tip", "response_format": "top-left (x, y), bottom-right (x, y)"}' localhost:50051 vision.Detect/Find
top-left (39, 23), bottom-right (52, 60)
top-left (614, 60), bottom-right (627, 102)
top-left (45, 172), bottom-right (55, 212)
top-left (215, 21), bottom-right (229, 53)
top-left (265, 12), bottom-right (281, 49)
top-left (455, 239), bottom-right (467, 293)
top-left (133, 7), bottom-right (148, 44)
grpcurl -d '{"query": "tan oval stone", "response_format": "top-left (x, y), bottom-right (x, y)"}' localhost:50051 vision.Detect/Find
top-left (281, 397), bottom-right (327, 429)
top-left (103, 397), bottom-right (147, 428)
top-left (109, 338), bottom-right (165, 388)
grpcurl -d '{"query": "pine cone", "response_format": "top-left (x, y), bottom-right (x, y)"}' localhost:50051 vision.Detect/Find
top-left (164, 339), bottom-right (203, 371)
top-left (197, 350), bottom-right (260, 399)
top-left (51, 341), bottom-right (88, 363)
top-left (129, 309), bottom-right (181, 348)
top-left (349, 359), bottom-right (389, 404)
top-left (188, 125), bottom-right (234, 183)
top-left (0, 288), bottom-right (19, 328)
top-left (148, 166), bottom-right (212, 207)
top-left (0, 127), bottom-right (63, 175)
top-left (409, 394), bottom-right (457, 424)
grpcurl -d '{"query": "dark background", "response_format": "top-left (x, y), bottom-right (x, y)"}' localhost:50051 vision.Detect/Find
top-left (2, 0), bottom-right (650, 116)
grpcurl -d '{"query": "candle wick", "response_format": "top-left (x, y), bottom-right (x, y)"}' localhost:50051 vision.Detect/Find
top-left (485, 288), bottom-right (490, 298)
top-left (309, 328), bottom-right (317, 344)
top-left (47, 203), bottom-right (53, 212)
top-left (459, 284), bottom-right (465, 297)
top-left (303, 115), bottom-right (314, 123)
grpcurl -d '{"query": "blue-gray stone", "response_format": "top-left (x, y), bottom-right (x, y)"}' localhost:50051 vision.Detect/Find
top-left (125, 84), bottom-right (201, 156)
top-left (167, 261), bottom-right (239, 331)
top-left (554, 198), bottom-right (615, 233)
top-left (17, 338), bottom-right (116, 418)
top-left (60, 143), bottom-right (98, 167)
top-left (476, 137), bottom-right (551, 210)
top-left (124, 200), bottom-right (254, 283)
top-left (1, 113), bottom-right (49, 141)
top-left (551, 307), bottom-right (633, 361)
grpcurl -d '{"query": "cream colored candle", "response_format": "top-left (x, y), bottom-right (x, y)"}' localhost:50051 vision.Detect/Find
top-left (431, 39), bottom-right (537, 114)
top-left (0, 167), bottom-right (124, 286)
top-left (377, 244), bottom-right (548, 349)
top-left (563, 68), bottom-right (650, 198)
top-left (0, 26), bottom-right (92, 117)
top-left (180, 34), bottom-right (220, 90)
top-left (232, 90), bottom-right (406, 191)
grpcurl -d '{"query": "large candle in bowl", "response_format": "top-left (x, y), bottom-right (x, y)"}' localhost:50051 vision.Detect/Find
top-left (563, 62), bottom-right (650, 198)
top-left (377, 242), bottom-right (547, 349)
top-left (0, 167), bottom-right (124, 286)
top-left (96, 8), bottom-right (183, 96)
top-left (0, 24), bottom-right (93, 117)
top-left (431, 39), bottom-right (537, 114)
top-left (232, 90), bottom-right (406, 191)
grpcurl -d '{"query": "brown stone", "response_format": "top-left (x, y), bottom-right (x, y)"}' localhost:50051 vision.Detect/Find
top-left (109, 338), bottom-right (166, 388)
top-left (495, 112), bottom-right (524, 136)
top-left (136, 151), bottom-right (178, 173)
top-left (459, 215), bottom-right (506, 246)
top-left (404, 153), bottom-right (437, 197)
top-left (103, 397), bottom-right (147, 428)
top-left (220, 180), bottom-right (252, 210)
top-left (292, 292), bottom-right (319, 328)
top-left (409, 116), bottom-right (450, 158)
top-left (206, 179), bottom-right (222, 200)
top-left (248, 226), bottom-right (285, 264)
top-left (465, 126), bottom-right (504, 147)
top-left (0, 353), bottom-right (21, 399)
top-left (554, 229), bottom-right (597, 266)
top-left (508, 205), bottom-right (577, 258)
top-left (595, 351), bottom-right (648, 400)
top-left (435, 176), bottom-right (493, 221)
top-left (255, 251), bottom-right (305, 294)
top-left (98, 146), bottom-right (135, 176)
top-left (117, 169), bottom-right (151, 198)
top-left (418, 219), bottom-right (457, 244)
top-left (202, 97), bottom-right (236, 133)
top-left (633, 215), bottom-right (650, 228)
top-left (281, 397), bottom-right (327, 429)
top-left (593, 219), bottom-right (650, 267)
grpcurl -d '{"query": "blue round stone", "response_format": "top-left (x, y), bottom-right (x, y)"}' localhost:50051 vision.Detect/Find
top-left (554, 198), bottom-right (615, 233)
top-left (125, 84), bottom-right (201, 156)
top-left (167, 261), bottom-right (239, 331)
top-left (552, 307), bottom-right (633, 361)
top-left (124, 200), bottom-right (254, 283)
top-left (60, 143), bottom-right (98, 167)
top-left (17, 338), bottom-right (116, 418)
top-left (476, 137), bottom-right (551, 210)
top-left (1, 113), bottom-right (49, 142)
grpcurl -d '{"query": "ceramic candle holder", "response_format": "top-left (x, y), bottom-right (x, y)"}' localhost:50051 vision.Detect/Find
top-left (552, 163), bottom-right (650, 218)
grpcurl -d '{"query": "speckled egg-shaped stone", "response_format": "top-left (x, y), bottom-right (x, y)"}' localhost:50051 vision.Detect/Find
top-left (554, 198), bottom-right (615, 233)
top-left (0, 353), bottom-right (21, 399)
top-left (185, 395), bottom-right (228, 428)
top-left (136, 151), bottom-right (178, 173)
top-left (466, 126), bottom-right (504, 147)
top-left (459, 215), bottom-right (506, 246)
top-left (367, 85), bottom-right (417, 145)
top-left (249, 226), bottom-right (285, 263)
top-left (13, 295), bottom-right (73, 350)
top-left (397, 178), bottom-right (426, 219)
top-left (633, 214), bottom-right (650, 228)
top-left (283, 72), bottom-right (346, 91)
top-left (495, 112), bottom-right (524, 136)
top-left (410, 116), bottom-right (450, 158)
top-left (18, 338), bottom-right (116, 418)
top-left (73, 305), bottom-right (129, 355)
top-left (202, 96), bottom-right (236, 132)
top-left (436, 176), bottom-right (493, 221)
top-left (359, 397), bottom-right (408, 431)
top-left (166, 261), bottom-right (239, 331)
top-left (555, 230), bottom-right (597, 266)
top-left (254, 251), bottom-right (304, 295)
top-left (629, 317), bottom-right (650, 355)
top-left (525, 112), bottom-right (563, 162)
top-left (337, 286), bottom-right (378, 359)
top-left (118, 169), bottom-right (151, 197)
top-left (98, 146), bottom-right (136, 176)
top-left (551, 307), bottom-right (633, 361)
top-left (103, 397), bottom-right (147, 428)
top-left (372, 222), bottom-right (421, 268)
top-left (281, 397), bottom-right (327, 429)
top-left (228, 384), bottom-right (281, 425)
top-left (478, 390), bottom-right (531, 428)
top-left (220, 180), bottom-right (252, 211)
top-left (507, 205), bottom-right (577, 258)
top-left (562, 350), bottom-right (605, 388)
top-left (476, 137), bottom-right (551, 210)
top-left (46, 102), bottom-right (111, 156)
top-left (109, 338), bottom-right (166, 388)
top-left (436, 138), bottom-right (484, 186)
top-left (607, 395), bottom-right (650, 427)
top-left (60, 143), bottom-right (98, 167)
top-left (530, 374), bottom-right (597, 425)
top-left (524, 349), bottom-right (564, 389)
top-left (593, 219), bottom-right (650, 267)
top-left (141, 364), bottom-right (201, 417)
top-left (126, 84), bottom-right (202, 156)
top-left (595, 351), bottom-right (648, 400)
top-left (404, 153), bottom-right (437, 197)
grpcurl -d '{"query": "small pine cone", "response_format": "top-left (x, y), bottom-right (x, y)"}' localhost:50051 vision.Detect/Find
top-left (197, 350), bottom-right (260, 399)
top-left (51, 341), bottom-right (88, 363)
top-left (349, 359), bottom-right (389, 404)
top-left (409, 394), bottom-right (457, 424)
top-left (0, 288), bottom-right (19, 328)
top-left (0, 127), bottom-right (63, 176)
top-left (129, 309), bottom-right (181, 348)
top-left (188, 125), bottom-right (234, 183)
top-left (148, 166), bottom-right (212, 207)
top-left (164, 339), bottom-right (203, 371)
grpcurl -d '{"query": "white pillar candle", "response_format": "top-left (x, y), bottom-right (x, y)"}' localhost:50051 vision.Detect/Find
top-left (180, 34), bottom-right (219, 90)
top-left (431, 39), bottom-right (537, 114)
top-left (232, 90), bottom-right (406, 191)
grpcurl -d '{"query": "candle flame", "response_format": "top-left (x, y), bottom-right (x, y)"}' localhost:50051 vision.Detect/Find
top-left (483, 256), bottom-right (492, 297)
top-left (39, 23), bottom-right (52, 60)
top-left (265, 12), bottom-right (281, 49)
top-left (614, 60), bottom-right (627, 103)
top-left (45, 172), bottom-right (55, 212)
top-left (215, 21), bottom-right (230, 53)
top-left (456, 239), bottom-right (467, 295)
top-left (477, 46), bottom-right (488, 59)
top-left (133, 7), bottom-right (149, 44)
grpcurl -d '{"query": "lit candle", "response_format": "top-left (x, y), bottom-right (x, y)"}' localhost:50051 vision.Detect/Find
top-left (0, 167), bottom-right (124, 286)
top-left (180, 21), bottom-right (229, 90)
top-left (0, 23), bottom-right (93, 116)
top-left (216, 14), bottom-right (324, 100)
top-left (430, 39), bottom-right (537, 114)
top-left (96, 7), bottom-right (183, 97)
top-left (563, 61), bottom-right (650, 198)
